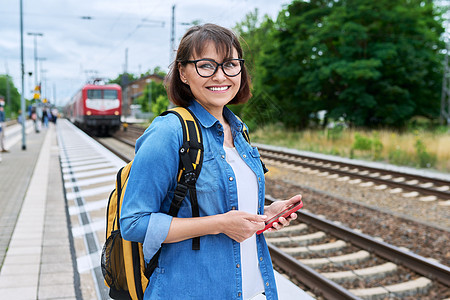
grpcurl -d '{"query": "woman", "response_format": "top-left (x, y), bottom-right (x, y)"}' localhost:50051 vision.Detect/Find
top-left (120, 23), bottom-right (302, 300)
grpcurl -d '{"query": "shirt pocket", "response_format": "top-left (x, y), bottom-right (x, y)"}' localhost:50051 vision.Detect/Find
top-left (196, 151), bottom-right (219, 193)
top-left (250, 146), bottom-right (264, 169)
top-left (250, 146), bottom-right (261, 158)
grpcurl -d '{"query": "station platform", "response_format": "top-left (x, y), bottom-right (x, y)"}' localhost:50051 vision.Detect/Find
top-left (0, 123), bottom-right (78, 299)
top-left (0, 121), bottom-right (313, 300)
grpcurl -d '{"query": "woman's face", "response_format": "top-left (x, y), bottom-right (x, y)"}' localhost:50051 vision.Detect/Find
top-left (179, 42), bottom-right (241, 117)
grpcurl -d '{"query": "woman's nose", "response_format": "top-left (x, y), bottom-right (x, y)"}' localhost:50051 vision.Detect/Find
top-left (212, 66), bottom-right (227, 81)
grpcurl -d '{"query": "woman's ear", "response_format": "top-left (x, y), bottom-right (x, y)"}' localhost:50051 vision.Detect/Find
top-left (178, 63), bottom-right (188, 84)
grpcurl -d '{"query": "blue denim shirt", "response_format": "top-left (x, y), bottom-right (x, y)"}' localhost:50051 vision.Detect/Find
top-left (120, 100), bottom-right (278, 300)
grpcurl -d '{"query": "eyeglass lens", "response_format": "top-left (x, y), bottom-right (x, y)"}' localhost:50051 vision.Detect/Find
top-left (195, 59), bottom-right (242, 77)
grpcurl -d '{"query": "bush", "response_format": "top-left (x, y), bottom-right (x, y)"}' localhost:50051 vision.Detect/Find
top-left (352, 133), bottom-right (372, 151)
top-left (371, 134), bottom-right (384, 160)
top-left (152, 95), bottom-right (169, 116)
top-left (415, 138), bottom-right (437, 168)
top-left (327, 125), bottom-right (345, 140)
top-left (388, 147), bottom-right (413, 166)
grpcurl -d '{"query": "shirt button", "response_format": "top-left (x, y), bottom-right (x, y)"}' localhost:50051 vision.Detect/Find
top-left (231, 206), bottom-right (236, 210)
top-left (242, 154), bottom-right (247, 158)
top-left (218, 131), bottom-right (223, 136)
top-left (258, 177), bottom-right (261, 181)
top-left (236, 263), bottom-right (240, 268)
top-left (229, 177), bottom-right (234, 181)
top-left (238, 292), bottom-right (242, 297)
top-left (260, 257), bottom-right (263, 261)
top-left (266, 282), bottom-right (269, 286)
top-left (221, 155), bottom-right (225, 159)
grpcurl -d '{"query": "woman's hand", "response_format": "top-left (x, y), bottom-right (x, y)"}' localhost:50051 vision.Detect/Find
top-left (264, 194), bottom-right (301, 232)
top-left (219, 210), bottom-right (267, 243)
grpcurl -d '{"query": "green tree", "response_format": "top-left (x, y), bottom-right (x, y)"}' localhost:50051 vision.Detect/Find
top-left (108, 72), bottom-right (138, 86)
top-left (240, 0), bottom-right (445, 128)
top-left (152, 95), bottom-right (169, 116)
top-left (234, 10), bottom-right (286, 129)
top-left (0, 75), bottom-right (22, 119)
top-left (136, 80), bottom-right (167, 112)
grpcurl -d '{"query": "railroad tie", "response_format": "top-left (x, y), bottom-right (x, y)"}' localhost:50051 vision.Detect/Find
top-left (349, 277), bottom-right (432, 299)
top-left (321, 262), bottom-right (397, 283)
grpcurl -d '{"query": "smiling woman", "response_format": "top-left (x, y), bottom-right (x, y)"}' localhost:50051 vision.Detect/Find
top-left (119, 23), bottom-right (301, 300)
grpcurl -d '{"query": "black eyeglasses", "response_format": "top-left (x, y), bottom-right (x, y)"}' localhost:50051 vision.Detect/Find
top-left (184, 58), bottom-right (244, 78)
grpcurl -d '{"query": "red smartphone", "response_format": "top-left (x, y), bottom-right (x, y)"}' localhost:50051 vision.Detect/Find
top-left (257, 200), bottom-right (303, 235)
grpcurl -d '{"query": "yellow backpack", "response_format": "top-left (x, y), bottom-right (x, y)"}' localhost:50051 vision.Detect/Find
top-left (101, 107), bottom-right (203, 300)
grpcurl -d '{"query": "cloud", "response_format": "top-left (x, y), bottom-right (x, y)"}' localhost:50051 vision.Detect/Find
top-left (0, 0), bottom-right (290, 105)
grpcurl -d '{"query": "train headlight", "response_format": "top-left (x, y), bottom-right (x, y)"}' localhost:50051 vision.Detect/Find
top-left (114, 111), bottom-right (119, 115)
top-left (86, 111), bottom-right (92, 115)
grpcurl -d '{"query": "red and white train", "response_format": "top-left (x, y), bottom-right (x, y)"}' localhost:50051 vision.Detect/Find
top-left (65, 82), bottom-right (122, 135)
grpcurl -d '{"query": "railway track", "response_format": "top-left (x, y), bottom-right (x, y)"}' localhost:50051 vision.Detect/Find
top-left (264, 196), bottom-right (450, 299)
top-left (103, 124), bottom-right (450, 299)
top-left (258, 146), bottom-right (450, 204)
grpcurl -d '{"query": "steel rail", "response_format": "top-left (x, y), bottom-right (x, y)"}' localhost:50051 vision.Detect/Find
top-left (258, 146), bottom-right (450, 188)
top-left (260, 150), bottom-right (450, 200)
top-left (266, 195), bottom-right (450, 287)
top-left (268, 243), bottom-right (361, 299)
top-left (93, 137), bottom-right (132, 163)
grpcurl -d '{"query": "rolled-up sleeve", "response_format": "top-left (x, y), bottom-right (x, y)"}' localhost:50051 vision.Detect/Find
top-left (143, 213), bottom-right (173, 261)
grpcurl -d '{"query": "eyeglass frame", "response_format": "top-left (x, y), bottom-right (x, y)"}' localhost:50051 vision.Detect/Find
top-left (183, 58), bottom-right (245, 78)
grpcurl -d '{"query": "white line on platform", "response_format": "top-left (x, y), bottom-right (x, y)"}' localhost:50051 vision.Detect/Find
top-left (63, 175), bottom-right (114, 188)
top-left (77, 250), bottom-right (102, 274)
top-left (72, 219), bottom-right (105, 238)
top-left (63, 167), bottom-right (118, 180)
top-left (62, 163), bottom-right (115, 174)
top-left (65, 185), bottom-right (113, 200)
top-left (69, 199), bottom-right (108, 215)
top-left (61, 158), bottom-right (109, 168)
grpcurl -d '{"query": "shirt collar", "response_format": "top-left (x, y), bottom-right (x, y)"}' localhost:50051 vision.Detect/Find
top-left (188, 100), bottom-right (244, 132)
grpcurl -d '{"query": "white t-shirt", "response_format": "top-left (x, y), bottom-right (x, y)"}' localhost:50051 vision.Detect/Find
top-left (224, 146), bottom-right (265, 299)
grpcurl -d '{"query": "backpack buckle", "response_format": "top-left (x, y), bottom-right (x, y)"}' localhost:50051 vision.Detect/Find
top-left (184, 171), bottom-right (197, 185)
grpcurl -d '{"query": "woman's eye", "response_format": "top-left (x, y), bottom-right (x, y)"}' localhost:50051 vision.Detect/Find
top-left (198, 62), bottom-right (215, 69)
top-left (224, 61), bottom-right (238, 68)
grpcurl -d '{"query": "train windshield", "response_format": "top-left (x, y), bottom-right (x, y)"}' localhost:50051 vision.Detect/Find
top-left (87, 89), bottom-right (118, 99)
top-left (103, 90), bottom-right (118, 99)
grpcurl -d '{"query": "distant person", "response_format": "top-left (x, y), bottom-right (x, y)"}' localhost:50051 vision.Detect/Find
top-left (42, 108), bottom-right (49, 128)
top-left (0, 103), bottom-right (8, 152)
top-left (51, 108), bottom-right (58, 124)
top-left (17, 110), bottom-right (24, 125)
top-left (120, 23), bottom-right (301, 299)
top-left (31, 107), bottom-right (39, 133)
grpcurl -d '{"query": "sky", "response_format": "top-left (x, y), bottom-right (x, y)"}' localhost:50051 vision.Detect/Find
top-left (1, 0), bottom-right (291, 107)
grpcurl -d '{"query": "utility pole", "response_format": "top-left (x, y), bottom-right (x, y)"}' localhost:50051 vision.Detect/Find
top-left (170, 4), bottom-right (176, 64)
top-left (122, 48), bottom-right (130, 119)
top-left (439, 0), bottom-right (450, 126)
top-left (27, 32), bottom-right (43, 87)
top-left (53, 84), bottom-right (57, 106)
top-left (4, 62), bottom-right (11, 112)
top-left (441, 43), bottom-right (450, 125)
top-left (20, 0), bottom-right (26, 150)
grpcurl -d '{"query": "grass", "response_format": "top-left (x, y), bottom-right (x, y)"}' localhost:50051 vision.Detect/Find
top-left (251, 123), bottom-right (450, 173)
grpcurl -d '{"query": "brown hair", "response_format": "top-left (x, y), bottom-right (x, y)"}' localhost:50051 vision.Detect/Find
top-left (165, 23), bottom-right (252, 107)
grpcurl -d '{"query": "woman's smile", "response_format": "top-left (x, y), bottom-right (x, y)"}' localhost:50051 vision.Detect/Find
top-left (207, 85), bottom-right (231, 92)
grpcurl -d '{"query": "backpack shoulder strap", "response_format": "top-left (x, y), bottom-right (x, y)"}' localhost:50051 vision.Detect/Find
top-left (160, 107), bottom-right (203, 250)
top-left (236, 116), bottom-right (269, 174)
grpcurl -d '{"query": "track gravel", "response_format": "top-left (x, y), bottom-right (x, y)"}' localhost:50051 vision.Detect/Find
top-left (264, 162), bottom-right (450, 299)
